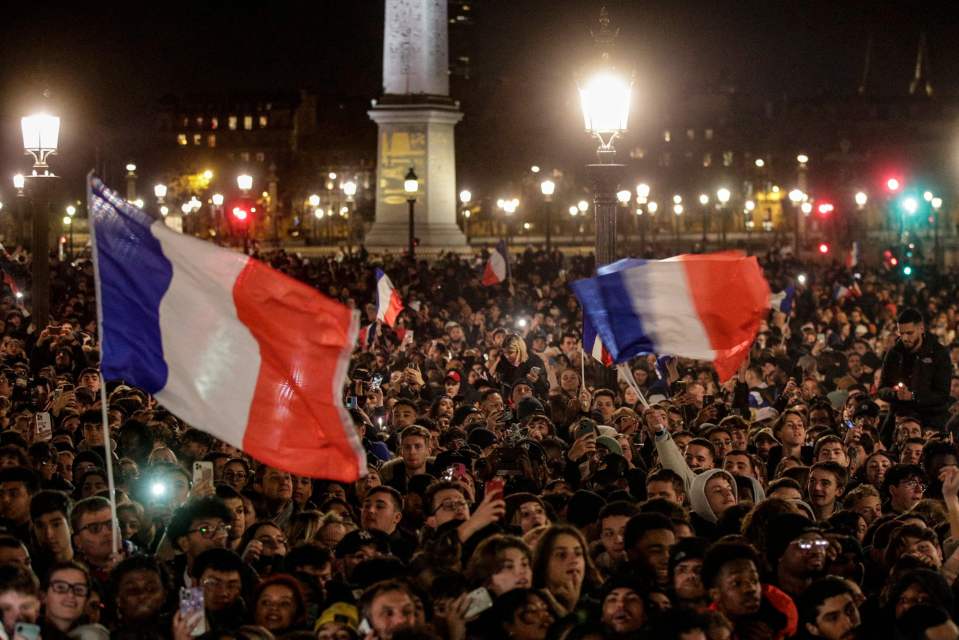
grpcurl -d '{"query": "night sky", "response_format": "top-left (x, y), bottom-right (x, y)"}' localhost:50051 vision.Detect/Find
top-left (0, 1), bottom-right (957, 196)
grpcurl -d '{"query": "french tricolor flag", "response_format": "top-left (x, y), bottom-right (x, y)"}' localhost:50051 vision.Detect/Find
top-left (572, 253), bottom-right (770, 381)
top-left (375, 269), bottom-right (404, 327)
top-left (583, 314), bottom-right (613, 366)
top-left (88, 178), bottom-right (366, 481)
top-left (482, 240), bottom-right (510, 286)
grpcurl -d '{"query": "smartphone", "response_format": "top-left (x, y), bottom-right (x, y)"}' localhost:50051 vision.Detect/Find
top-left (464, 587), bottom-right (494, 620)
top-left (61, 383), bottom-right (74, 393)
top-left (179, 587), bottom-right (206, 636)
top-left (345, 396), bottom-right (358, 410)
top-left (35, 412), bottom-right (53, 442)
top-left (816, 333), bottom-right (826, 343)
top-left (14, 623), bottom-right (40, 640)
top-left (575, 421), bottom-right (596, 440)
top-left (487, 477), bottom-right (504, 499)
top-left (530, 366), bottom-right (542, 377)
top-left (192, 461), bottom-right (214, 488)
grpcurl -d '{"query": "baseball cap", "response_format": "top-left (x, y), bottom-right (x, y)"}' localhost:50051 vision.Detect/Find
top-left (315, 602), bottom-right (359, 630)
top-left (334, 529), bottom-right (391, 558)
top-left (445, 371), bottom-right (462, 383)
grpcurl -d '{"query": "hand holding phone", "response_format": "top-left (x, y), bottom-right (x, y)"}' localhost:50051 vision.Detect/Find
top-left (486, 477), bottom-right (504, 499)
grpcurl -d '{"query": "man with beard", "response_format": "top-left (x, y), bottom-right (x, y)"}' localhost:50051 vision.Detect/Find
top-left (669, 537), bottom-right (708, 608)
top-left (600, 575), bottom-right (649, 637)
top-left (703, 541), bottom-right (798, 640)
top-left (797, 576), bottom-right (862, 640)
top-left (767, 513), bottom-right (828, 600)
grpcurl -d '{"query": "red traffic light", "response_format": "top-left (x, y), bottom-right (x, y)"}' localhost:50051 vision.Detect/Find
top-left (818, 243), bottom-right (830, 254)
top-left (231, 206), bottom-right (249, 221)
top-left (817, 203), bottom-right (834, 215)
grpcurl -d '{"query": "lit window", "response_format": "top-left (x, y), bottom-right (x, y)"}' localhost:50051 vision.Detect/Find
top-left (193, 134), bottom-right (202, 146)
top-left (243, 116), bottom-right (253, 130)
top-left (703, 153), bottom-right (712, 167)
top-left (240, 152), bottom-right (250, 162)
top-left (196, 116), bottom-right (204, 128)
top-left (663, 130), bottom-right (671, 142)
top-left (228, 116), bottom-right (238, 130)
top-left (705, 128), bottom-right (714, 140)
top-left (210, 117), bottom-right (219, 130)
top-left (686, 128), bottom-right (695, 140)
top-left (177, 134), bottom-right (187, 146)
top-left (256, 152), bottom-right (265, 162)
top-left (208, 134), bottom-right (216, 148)
top-left (723, 151), bottom-right (734, 167)
top-left (182, 116), bottom-right (189, 127)
top-left (259, 115), bottom-right (268, 128)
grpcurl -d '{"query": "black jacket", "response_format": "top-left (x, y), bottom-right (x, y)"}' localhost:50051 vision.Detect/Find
top-left (878, 332), bottom-right (951, 433)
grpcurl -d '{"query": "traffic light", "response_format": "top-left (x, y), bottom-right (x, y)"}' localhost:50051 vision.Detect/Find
top-left (817, 203), bottom-right (834, 216)
top-left (818, 243), bottom-right (830, 254)
top-left (886, 177), bottom-right (902, 193)
top-left (903, 265), bottom-right (913, 277)
top-left (231, 206), bottom-right (249, 221)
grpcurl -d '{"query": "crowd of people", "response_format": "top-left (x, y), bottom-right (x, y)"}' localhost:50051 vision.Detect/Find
top-left (0, 243), bottom-right (955, 640)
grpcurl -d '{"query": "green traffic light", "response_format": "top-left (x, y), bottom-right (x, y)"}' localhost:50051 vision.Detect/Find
top-left (903, 265), bottom-right (913, 276)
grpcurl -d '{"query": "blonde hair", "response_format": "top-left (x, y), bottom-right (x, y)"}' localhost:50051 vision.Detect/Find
top-left (286, 509), bottom-right (325, 545)
top-left (503, 333), bottom-right (528, 364)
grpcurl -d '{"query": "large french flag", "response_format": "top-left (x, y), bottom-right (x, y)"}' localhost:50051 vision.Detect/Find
top-left (88, 178), bottom-right (366, 481)
top-left (572, 253), bottom-right (769, 381)
top-left (482, 241), bottom-right (510, 286)
top-left (375, 269), bottom-right (404, 327)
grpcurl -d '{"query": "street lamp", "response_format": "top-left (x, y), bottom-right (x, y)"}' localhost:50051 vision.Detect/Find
top-left (577, 200), bottom-right (589, 214)
top-left (636, 183), bottom-right (650, 203)
top-left (154, 183), bottom-right (167, 205)
top-left (21, 110), bottom-right (60, 328)
top-left (932, 196), bottom-right (944, 269)
top-left (788, 189), bottom-right (805, 255)
top-left (237, 174), bottom-right (253, 193)
top-left (698, 194), bottom-right (710, 245)
top-left (540, 180), bottom-right (555, 253)
top-left (716, 187), bottom-right (731, 247)
top-left (459, 190), bottom-right (472, 243)
top-left (404, 167), bottom-right (418, 258)
top-left (578, 8), bottom-right (631, 267)
top-left (125, 163), bottom-right (138, 202)
top-left (854, 191), bottom-right (868, 209)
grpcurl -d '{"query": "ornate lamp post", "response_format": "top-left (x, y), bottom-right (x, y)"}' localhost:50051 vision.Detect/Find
top-left (21, 112), bottom-right (60, 328)
top-left (404, 167), bottom-right (418, 258)
top-left (578, 8), bottom-right (631, 268)
top-left (540, 180), bottom-right (555, 254)
top-left (459, 190), bottom-right (472, 244)
top-left (716, 187), bottom-right (731, 247)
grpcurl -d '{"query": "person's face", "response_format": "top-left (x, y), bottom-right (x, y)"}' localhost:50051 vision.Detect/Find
top-left (890, 476), bottom-right (925, 510)
top-left (253, 523), bottom-right (288, 558)
top-left (807, 592), bottom-right (861, 640)
top-left (222, 497), bottom-right (246, 540)
top-left (527, 418), bottom-right (550, 441)
top-left (546, 533), bottom-right (586, 590)
top-left (0, 545), bottom-right (29, 569)
top-left (705, 476), bottom-right (736, 517)
top-left (260, 468), bottom-right (293, 501)
top-left (592, 395), bottom-right (615, 420)
top-left (116, 569), bottom-right (165, 622)
top-left (644, 409), bottom-right (668, 431)
top-left (222, 462), bottom-right (248, 491)
top-left (44, 568), bottom-right (89, 626)
top-left (896, 420), bottom-right (922, 444)
top-left (852, 495), bottom-right (882, 524)
top-left (808, 469), bottom-right (842, 509)
top-left (362, 491), bottom-right (402, 534)
top-left (817, 442), bottom-right (848, 467)
top-left (685, 445), bottom-right (714, 472)
top-left (255, 584), bottom-right (297, 631)
top-left (600, 515), bottom-right (630, 560)
top-left (370, 589), bottom-right (416, 640)
top-left (430, 488), bottom-right (469, 528)
top-left (317, 622), bottom-right (354, 640)
top-left (561, 336), bottom-right (578, 353)
top-left (81, 473), bottom-right (108, 498)
top-left (34, 511), bottom-right (71, 558)
top-left (292, 476), bottom-right (312, 505)
top-left (118, 509), bottom-right (141, 542)
top-left (183, 517), bottom-right (229, 558)
top-left (905, 536), bottom-right (943, 568)
top-left (780, 414), bottom-right (806, 446)
top-left (0, 589), bottom-right (39, 637)
top-left (710, 559), bottom-right (761, 618)
top-left (400, 436), bottom-right (428, 469)
top-left (0, 481), bottom-right (29, 524)
top-left (489, 547), bottom-right (532, 595)
top-left (646, 480), bottom-right (682, 505)
top-left (632, 529), bottom-right (676, 586)
top-left (723, 454), bottom-right (753, 478)
top-left (900, 443), bottom-right (923, 465)
top-left (709, 432), bottom-right (733, 459)
top-left (810, 409), bottom-right (831, 428)
top-left (895, 583), bottom-right (929, 619)
top-left (506, 594), bottom-right (553, 640)
top-left (782, 533), bottom-right (828, 578)
top-left (73, 507), bottom-right (115, 563)
top-left (898, 321), bottom-right (923, 351)
top-left (200, 568), bottom-right (243, 613)
top-left (514, 500), bottom-right (547, 533)
top-left (673, 558), bottom-right (704, 601)
top-left (602, 587), bottom-right (646, 634)
top-left (866, 455), bottom-right (891, 486)
top-left (392, 405), bottom-right (417, 428)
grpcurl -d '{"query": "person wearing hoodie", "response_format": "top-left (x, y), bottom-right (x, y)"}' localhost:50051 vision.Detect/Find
top-left (688, 469), bottom-right (738, 540)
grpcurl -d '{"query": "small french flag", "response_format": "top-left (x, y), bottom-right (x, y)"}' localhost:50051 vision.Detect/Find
top-left (482, 241), bottom-right (510, 287)
top-left (583, 314), bottom-right (613, 366)
top-left (375, 269), bottom-right (404, 328)
top-left (846, 241), bottom-right (860, 268)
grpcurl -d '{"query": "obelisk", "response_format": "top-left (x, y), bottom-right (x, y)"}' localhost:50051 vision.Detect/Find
top-left (365, 0), bottom-right (466, 249)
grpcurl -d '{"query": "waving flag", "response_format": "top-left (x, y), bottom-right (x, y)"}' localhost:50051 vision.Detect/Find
top-left (375, 269), bottom-right (404, 328)
top-left (769, 285), bottom-right (795, 314)
top-left (582, 314), bottom-right (613, 366)
top-left (89, 178), bottom-right (365, 481)
top-left (482, 241), bottom-right (510, 286)
top-left (571, 252), bottom-right (770, 381)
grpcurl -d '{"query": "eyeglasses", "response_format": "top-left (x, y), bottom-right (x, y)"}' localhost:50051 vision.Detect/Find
top-left (189, 524), bottom-right (231, 539)
top-left (792, 539), bottom-right (830, 552)
top-left (437, 499), bottom-right (468, 512)
top-left (77, 519), bottom-right (113, 535)
top-left (900, 479), bottom-right (926, 492)
top-left (50, 580), bottom-right (89, 597)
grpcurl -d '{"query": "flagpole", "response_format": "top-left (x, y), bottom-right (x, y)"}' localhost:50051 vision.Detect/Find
top-left (87, 172), bottom-right (120, 555)
top-left (580, 347), bottom-right (587, 391)
top-left (618, 362), bottom-right (650, 409)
